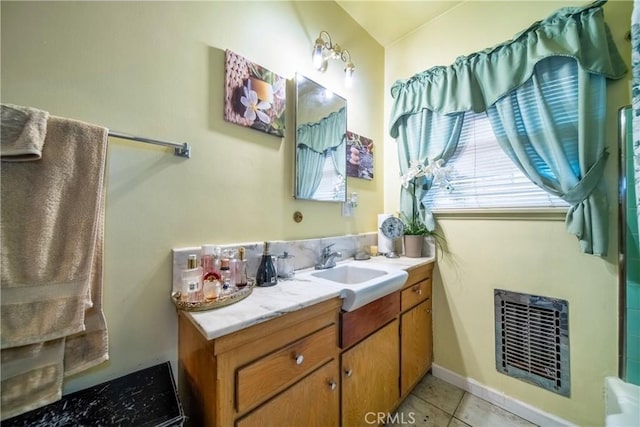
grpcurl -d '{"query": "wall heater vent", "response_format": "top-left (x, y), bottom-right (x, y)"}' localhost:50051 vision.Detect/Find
top-left (494, 289), bottom-right (570, 397)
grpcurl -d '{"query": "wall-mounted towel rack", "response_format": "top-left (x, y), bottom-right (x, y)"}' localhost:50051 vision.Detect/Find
top-left (108, 131), bottom-right (191, 158)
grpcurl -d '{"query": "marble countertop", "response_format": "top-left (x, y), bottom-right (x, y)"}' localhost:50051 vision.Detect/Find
top-left (184, 256), bottom-right (435, 341)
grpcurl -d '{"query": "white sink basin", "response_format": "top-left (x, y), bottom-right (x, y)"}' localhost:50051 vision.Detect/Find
top-left (297, 261), bottom-right (408, 312)
top-left (310, 264), bottom-right (387, 284)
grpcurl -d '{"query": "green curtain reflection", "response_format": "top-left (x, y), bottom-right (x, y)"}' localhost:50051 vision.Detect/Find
top-left (296, 107), bottom-right (346, 199)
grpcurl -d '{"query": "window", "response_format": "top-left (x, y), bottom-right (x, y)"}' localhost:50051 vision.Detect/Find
top-left (311, 150), bottom-right (345, 201)
top-left (423, 57), bottom-right (591, 211)
top-left (424, 111), bottom-right (569, 211)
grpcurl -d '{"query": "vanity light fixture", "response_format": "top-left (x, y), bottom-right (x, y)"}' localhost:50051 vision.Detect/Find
top-left (312, 30), bottom-right (355, 88)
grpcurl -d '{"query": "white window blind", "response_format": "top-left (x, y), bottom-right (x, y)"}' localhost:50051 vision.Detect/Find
top-left (425, 111), bottom-right (570, 210)
top-left (311, 150), bottom-right (345, 201)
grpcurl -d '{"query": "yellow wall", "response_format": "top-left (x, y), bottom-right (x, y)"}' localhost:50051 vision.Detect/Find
top-left (2, 1), bottom-right (632, 424)
top-left (1, 1), bottom-right (384, 393)
top-left (384, 1), bottom-right (631, 425)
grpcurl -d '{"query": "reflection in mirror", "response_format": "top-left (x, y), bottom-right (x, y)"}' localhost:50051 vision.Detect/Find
top-left (295, 73), bottom-right (347, 202)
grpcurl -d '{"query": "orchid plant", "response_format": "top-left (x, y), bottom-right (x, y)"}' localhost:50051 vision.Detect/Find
top-left (400, 158), bottom-right (453, 235)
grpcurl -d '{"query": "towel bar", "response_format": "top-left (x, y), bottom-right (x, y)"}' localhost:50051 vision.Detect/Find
top-left (109, 131), bottom-right (191, 158)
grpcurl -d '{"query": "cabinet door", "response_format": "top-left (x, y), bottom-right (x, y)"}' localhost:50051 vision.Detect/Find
top-left (236, 360), bottom-right (339, 427)
top-left (400, 299), bottom-right (432, 397)
top-left (342, 319), bottom-right (399, 427)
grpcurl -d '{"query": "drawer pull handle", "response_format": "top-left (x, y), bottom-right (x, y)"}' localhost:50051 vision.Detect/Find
top-left (344, 369), bottom-right (353, 377)
top-left (413, 286), bottom-right (422, 295)
top-left (294, 354), bottom-right (304, 365)
top-left (427, 309), bottom-right (431, 314)
top-left (329, 380), bottom-right (337, 390)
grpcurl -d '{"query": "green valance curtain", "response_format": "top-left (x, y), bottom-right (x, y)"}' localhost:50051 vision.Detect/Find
top-left (389, 0), bottom-right (627, 138)
top-left (297, 107), bottom-right (346, 153)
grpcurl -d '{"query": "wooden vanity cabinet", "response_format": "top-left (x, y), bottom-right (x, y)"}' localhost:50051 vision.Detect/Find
top-left (340, 292), bottom-right (400, 426)
top-left (178, 298), bottom-right (342, 427)
top-left (399, 262), bottom-right (434, 398)
top-left (178, 261), bottom-right (434, 427)
top-left (341, 318), bottom-right (399, 426)
top-left (337, 261), bottom-right (434, 426)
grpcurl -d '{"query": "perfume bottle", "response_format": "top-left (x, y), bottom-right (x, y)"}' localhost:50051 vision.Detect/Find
top-left (201, 245), bottom-right (216, 276)
top-left (201, 246), bottom-right (222, 301)
top-left (203, 276), bottom-right (221, 301)
top-left (235, 247), bottom-right (248, 289)
top-left (219, 258), bottom-right (235, 293)
top-left (181, 254), bottom-right (203, 303)
top-left (256, 241), bottom-right (277, 287)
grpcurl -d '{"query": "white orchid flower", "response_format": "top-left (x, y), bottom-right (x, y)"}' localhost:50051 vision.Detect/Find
top-left (401, 160), bottom-right (428, 188)
top-left (401, 157), bottom-right (455, 191)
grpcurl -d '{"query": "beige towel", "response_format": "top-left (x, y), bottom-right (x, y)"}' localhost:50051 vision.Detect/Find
top-left (0, 340), bottom-right (64, 420)
top-left (0, 104), bottom-right (49, 161)
top-left (64, 195), bottom-right (108, 377)
top-left (0, 112), bottom-right (109, 419)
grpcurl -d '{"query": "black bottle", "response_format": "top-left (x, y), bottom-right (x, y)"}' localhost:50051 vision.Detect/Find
top-left (256, 241), bottom-right (277, 287)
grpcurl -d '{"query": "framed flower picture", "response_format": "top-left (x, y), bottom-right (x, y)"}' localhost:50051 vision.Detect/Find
top-left (224, 50), bottom-right (286, 137)
top-left (346, 131), bottom-right (374, 180)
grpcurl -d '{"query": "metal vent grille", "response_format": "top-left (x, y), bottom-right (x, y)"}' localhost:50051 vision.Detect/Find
top-left (494, 289), bottom-right (570, 397)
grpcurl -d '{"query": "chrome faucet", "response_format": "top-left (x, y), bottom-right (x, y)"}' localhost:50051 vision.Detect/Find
top-left (315, 244), bottom-right (342, 270)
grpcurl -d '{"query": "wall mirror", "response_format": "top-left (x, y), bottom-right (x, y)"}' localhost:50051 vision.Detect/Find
top-left (294, 73), bottom-right (347, 202)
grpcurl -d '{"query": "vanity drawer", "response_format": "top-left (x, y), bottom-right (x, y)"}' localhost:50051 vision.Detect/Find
top-left (235, 324), bottom-right (336, 412)
top-left (340, 291), bottom-right (400, 349)
top-left (404, 262), bottom-right (433, 288)
top-left (401, 278), bottom-right (431, 312)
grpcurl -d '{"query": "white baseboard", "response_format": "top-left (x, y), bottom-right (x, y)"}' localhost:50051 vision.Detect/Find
top-left (431, 364), bottom-right (577, 427)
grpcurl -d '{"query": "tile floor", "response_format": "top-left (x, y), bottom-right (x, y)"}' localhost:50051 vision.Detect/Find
top-left (390, 373), bottom-right (538, 427)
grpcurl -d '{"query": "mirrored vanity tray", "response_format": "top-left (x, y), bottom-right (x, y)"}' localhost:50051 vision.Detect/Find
top-left (171, 279), bottom-right (255, 312)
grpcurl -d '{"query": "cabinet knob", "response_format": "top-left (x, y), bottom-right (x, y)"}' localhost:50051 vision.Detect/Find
top-left (413, 286), bottom-right (422, 295)
top-left (344, 369), bottom-right (353, 377)
top-left (328, 380), bottom-right (337, 390)
top-left (294, 354), bottom-right (304, 365)
top-left (427, 309), bottom-right (431, 314)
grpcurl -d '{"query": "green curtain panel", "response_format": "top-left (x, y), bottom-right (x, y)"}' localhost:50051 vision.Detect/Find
top-left (396, 110), bottom-right (463, 231)
top-left (295, 147), bottom-right (326, 199)
top-left (389, 0), bottom-right (626, 137)
top-left (487, 57), bottom-right (609, 255)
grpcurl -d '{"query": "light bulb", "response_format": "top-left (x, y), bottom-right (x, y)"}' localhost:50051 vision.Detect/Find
top-left (344, 63), bottom-right (355, 88)
top-left (312, 41), bottom-right (325, 70)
